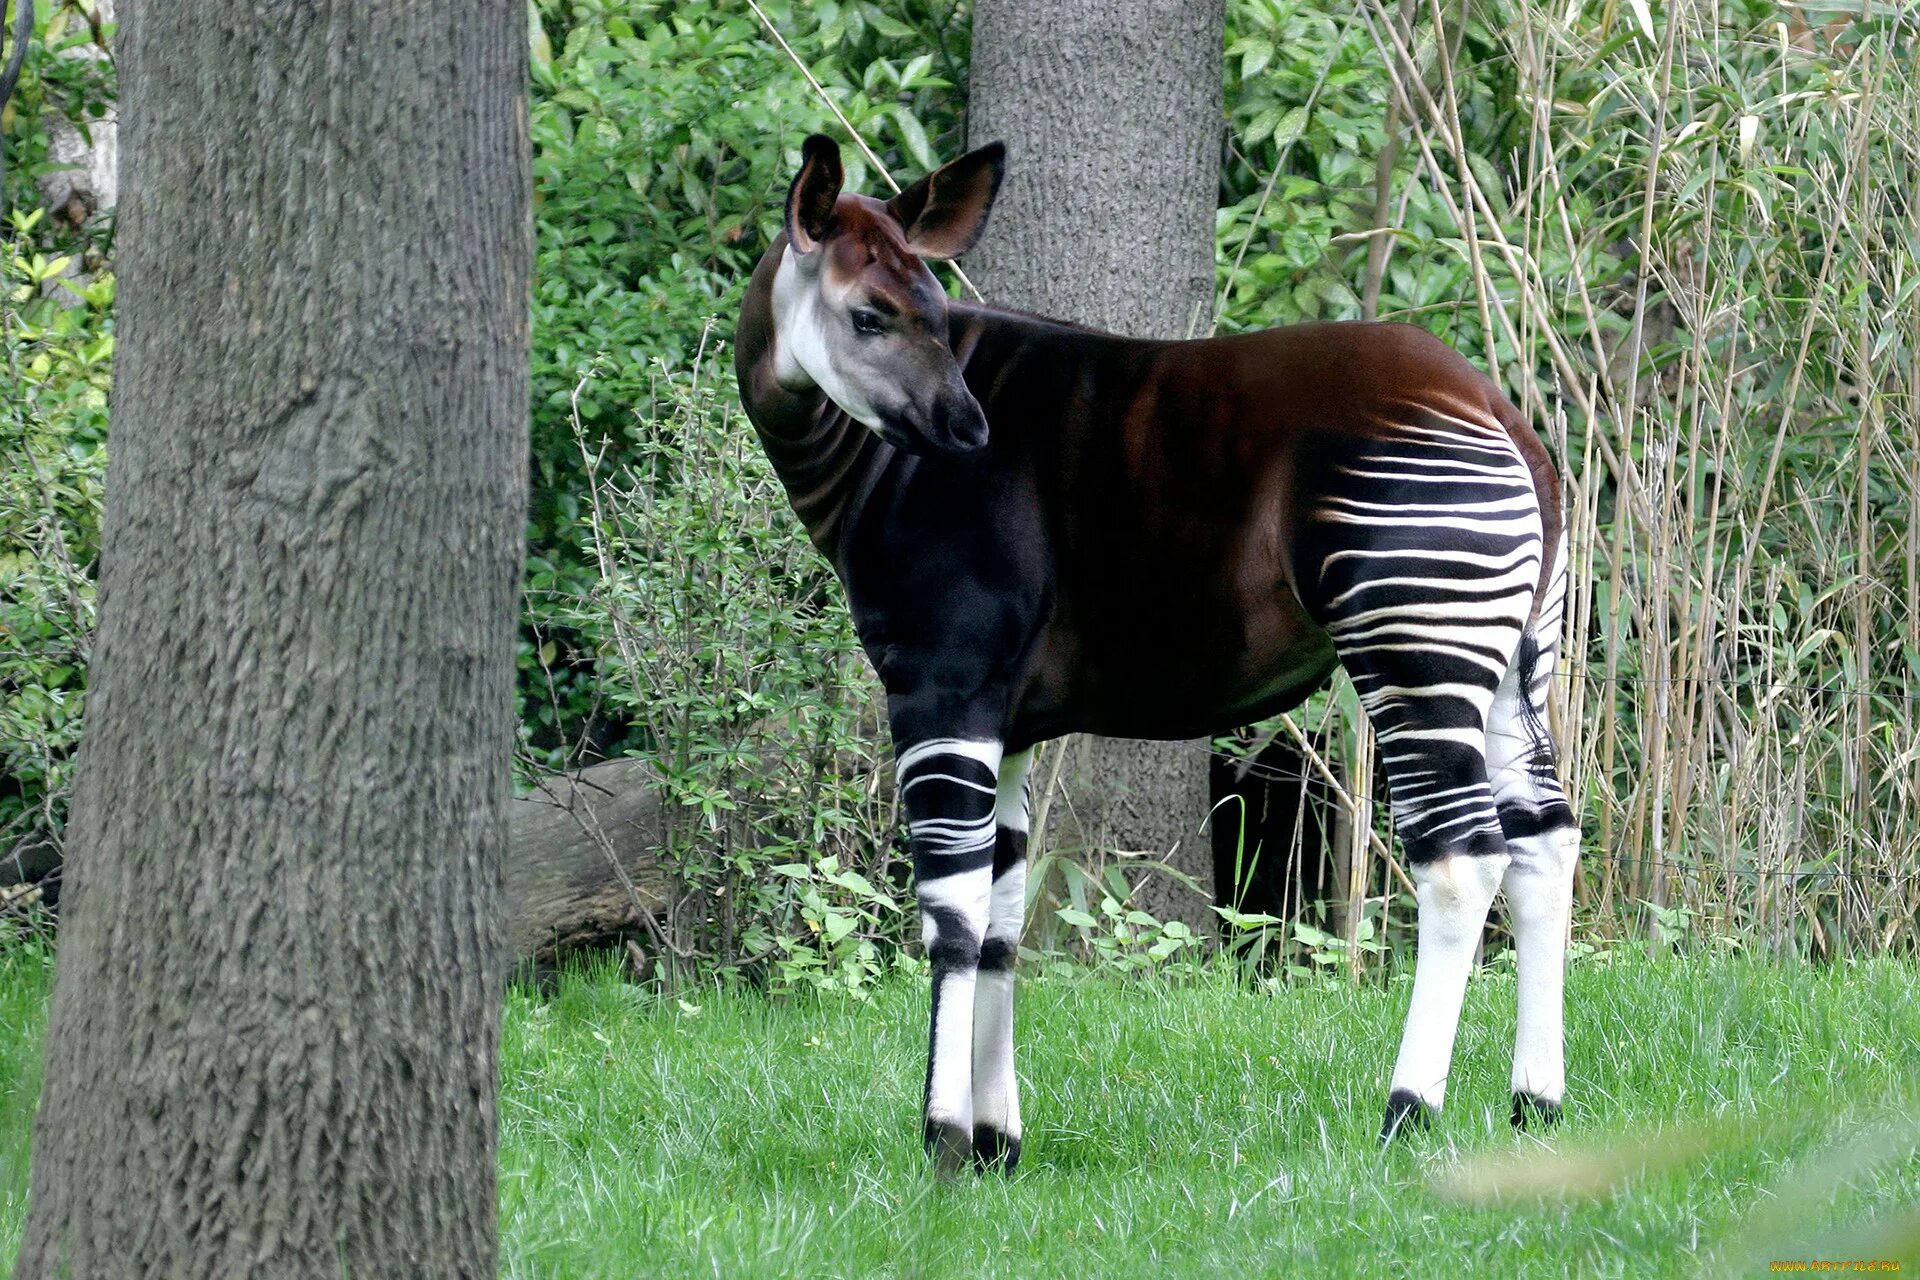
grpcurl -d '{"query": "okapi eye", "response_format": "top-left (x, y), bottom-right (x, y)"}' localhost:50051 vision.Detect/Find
top-left (850, 308), bottom-right (886, 336)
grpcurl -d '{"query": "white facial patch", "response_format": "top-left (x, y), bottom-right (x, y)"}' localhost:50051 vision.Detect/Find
top-left (771, 246), bottom-right (885, 430)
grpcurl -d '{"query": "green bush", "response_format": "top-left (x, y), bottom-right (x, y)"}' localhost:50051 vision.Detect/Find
top-left (518, 0), bottom-right (965, 772)
top-left (0, 208), bottom-right (110, 866)
top-left (1, 2), bottom-right (116, 873)
top-left (556, 357), bottom-right (906, 991)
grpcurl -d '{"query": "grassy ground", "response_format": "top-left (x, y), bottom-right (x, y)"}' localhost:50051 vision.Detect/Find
top-left (2, 943), bottom-right (1917, 1277)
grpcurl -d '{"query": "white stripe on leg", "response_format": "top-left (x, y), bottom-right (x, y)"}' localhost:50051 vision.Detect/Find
top-left (972, 749), bottom-right (1031, 1161)
top-left (1388, 853), bottom-right (1507, 1113)
top-left (972, 862), bottom-right (1026, 1135)
top-left (972, 966), bottom-right (1019, 1134)
top-left (993, 748), bottom-right (1032, 835)
top-left (1505, 827), bottom-right (1577, 1107)
top-left (899, 737), bottom-right (1003, 776)
top-left (921, 867), bottom-right (992, 1132)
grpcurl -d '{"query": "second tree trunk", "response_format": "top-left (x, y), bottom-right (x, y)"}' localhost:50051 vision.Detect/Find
top-left (968, 0), bottom-right (1228, 932)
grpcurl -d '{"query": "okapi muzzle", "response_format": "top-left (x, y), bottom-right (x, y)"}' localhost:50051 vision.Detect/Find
top-left (770, 133), bottom-right (1001, 457)
top-left (735, 134), bottom-right (1581, 1175)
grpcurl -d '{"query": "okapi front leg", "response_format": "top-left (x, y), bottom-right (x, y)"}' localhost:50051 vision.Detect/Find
top-left (898, 736), bottom-right (1002, 1174)
top-left (972, 747), bottom-right (1031, 1171)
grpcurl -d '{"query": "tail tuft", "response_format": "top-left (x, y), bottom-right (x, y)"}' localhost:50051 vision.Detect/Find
top-left (1511, 631), bottom-right (1554, 759)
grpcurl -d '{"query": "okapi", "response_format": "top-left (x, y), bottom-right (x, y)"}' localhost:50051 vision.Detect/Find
top-left (733, 135), bottom-right (1580, 1173)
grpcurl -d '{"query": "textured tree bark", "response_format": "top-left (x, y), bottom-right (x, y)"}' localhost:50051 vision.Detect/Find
top-left (15, 3), bottom-right (530, 1276)
top-left (968, 0), bottom-right (1227, 932)
top-left (34, 0), bottom-right (116, 233)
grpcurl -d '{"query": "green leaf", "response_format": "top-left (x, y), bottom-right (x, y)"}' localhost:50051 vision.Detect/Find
top-left (892, 106), bottom-right (934, 172)
top-left (825, 869), bottom-right (877, 896)
top-left (528, 3), bottom-right (554, 84)
top-left (1241, 38), bottom-right (1274, 79)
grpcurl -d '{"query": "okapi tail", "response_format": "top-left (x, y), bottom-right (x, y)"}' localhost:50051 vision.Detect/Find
top-left (1495, 395), bottom-right (1567, 755)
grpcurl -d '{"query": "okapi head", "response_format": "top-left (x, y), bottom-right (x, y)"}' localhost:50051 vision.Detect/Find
top-left (772, 133), bottom-right (1006, 455)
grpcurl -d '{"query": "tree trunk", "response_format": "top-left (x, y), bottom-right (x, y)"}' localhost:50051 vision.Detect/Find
top-left (967, 0), bottom-right (1227, 933)
top-left (35, 0), bottom-right (117, 233)
top-left (17, 3), bottom-right (530, 1276)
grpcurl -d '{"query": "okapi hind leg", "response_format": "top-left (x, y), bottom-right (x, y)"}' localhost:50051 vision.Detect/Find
top-left (1355, 688), bottom-right (1513, 1141)
top-left (1383, 851), bottom-right (1507, 1139)
top-left (1299, 426), bottom-right (1542, 1139)
top-left (898, 736), bottom-right (1002, 1175)
top-left (1319, 591), bottom-right (1522, 1141)
top-left (972, 747), bottom-right (1032, 1172)
top-left (1488, 550), bottom-right (1579, 1129)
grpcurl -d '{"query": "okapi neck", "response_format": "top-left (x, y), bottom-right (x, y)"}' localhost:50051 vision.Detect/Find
top-left (734, 239), bottom-right (886, 558)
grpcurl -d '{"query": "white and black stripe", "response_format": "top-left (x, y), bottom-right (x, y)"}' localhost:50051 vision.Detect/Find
top-left (1302, 418), bottom-right (1581, 1138)
top-left (1311, 430), bottom-right (1541, 866)
top-left (898, 737), bottom-right (1002, 1170)
top-left (1487, 534), bottom-right (1579, 1127)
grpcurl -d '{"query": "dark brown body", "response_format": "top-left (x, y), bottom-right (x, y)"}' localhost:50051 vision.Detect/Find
top-left (736, 234), bottom-right (1559, 753)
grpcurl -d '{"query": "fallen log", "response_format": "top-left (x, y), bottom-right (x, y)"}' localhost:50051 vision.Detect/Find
top-left (5, 757), bottom-right (672, 965)
top-left (504, 756), bottom-right (669, 962)
top-left (1, 833), bottom-right (61, 894)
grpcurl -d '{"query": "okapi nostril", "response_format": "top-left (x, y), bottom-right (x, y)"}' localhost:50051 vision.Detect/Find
top-left (947, 410), bottom-right (989, 451)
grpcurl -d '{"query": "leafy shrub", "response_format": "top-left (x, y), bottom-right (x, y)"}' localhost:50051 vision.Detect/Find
top-left (555, 355), bottom-right (907, 992)
top-left (519, 0), bottom-right (965, 771)
top-left (1, 207), bottom-right (110, 875)
top-left (1, 2), bottom-right (116, 883)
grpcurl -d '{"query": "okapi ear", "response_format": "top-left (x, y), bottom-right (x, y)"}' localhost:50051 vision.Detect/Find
top-left (785, 134), bottom-right (844, 255)
top-left (886, 140), bottom-right (1006, 261)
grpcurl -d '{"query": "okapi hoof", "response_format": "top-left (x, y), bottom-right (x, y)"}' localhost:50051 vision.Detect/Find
top-left (924, 1119), bottom-right (974, 1176)
top-left (972, 1124), bottom-right (1022, 1175)
top-left (1510, 1091), bottom-right (1562, 1131)
top-left (1380, 1088), bottom-right (1438, 1144)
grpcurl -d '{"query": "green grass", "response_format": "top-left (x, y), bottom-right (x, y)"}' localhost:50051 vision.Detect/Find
top-left (3, 945), bottom-right (1918, 1277)
top-left (0, 938), bottom-right (47, 1275)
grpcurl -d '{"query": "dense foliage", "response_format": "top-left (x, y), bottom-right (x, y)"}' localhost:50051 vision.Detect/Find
top-left (1, 0), bottom-right (112, 875)
top-left (519, 0), bottom-right (966, 775)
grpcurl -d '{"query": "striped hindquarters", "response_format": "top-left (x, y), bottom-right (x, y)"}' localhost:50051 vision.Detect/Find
top-left (1300, 399), bottom-right (1546, 861)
